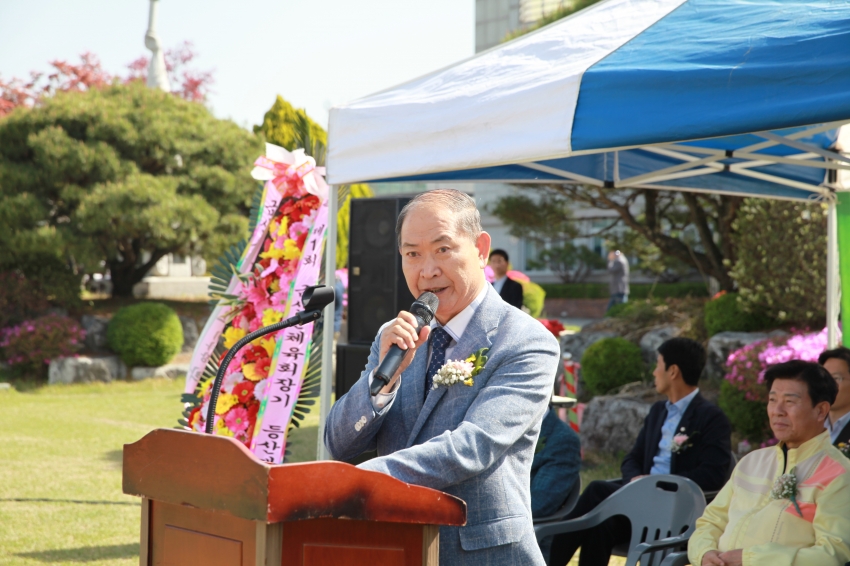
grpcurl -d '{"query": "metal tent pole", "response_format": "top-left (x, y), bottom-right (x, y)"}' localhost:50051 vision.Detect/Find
top-left (827, 198), bottom-right (840, 348)
top-left (317, 185), bottom-right (338, 460)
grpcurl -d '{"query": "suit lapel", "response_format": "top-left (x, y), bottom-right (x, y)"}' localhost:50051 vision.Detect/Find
top-left (404, 286), bottom-right (501, 448)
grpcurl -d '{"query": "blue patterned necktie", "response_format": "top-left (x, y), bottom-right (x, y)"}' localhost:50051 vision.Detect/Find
top-left (424, 327), bottom-right (452, 400)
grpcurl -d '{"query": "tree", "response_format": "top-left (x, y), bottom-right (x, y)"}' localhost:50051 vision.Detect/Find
top-left (503, 0), bottom-right (604, 42)
top-left (0, 82), bottom-right (263, 296)
top-left (538, 185), bottom-right (740, 290)
top-left (254, 96), bottom-right (327, 153)
top-left (254, 95), bottom-right (373, 270)
top-left (487, 193), bottom-right (604, 282)
top-left (729, 199), bottom-right (826, 325)
top-left (0, 44), bottom-right (214, 118)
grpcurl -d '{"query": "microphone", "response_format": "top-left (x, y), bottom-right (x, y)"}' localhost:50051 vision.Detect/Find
top-left (370, 292), bottom-right (439, 396)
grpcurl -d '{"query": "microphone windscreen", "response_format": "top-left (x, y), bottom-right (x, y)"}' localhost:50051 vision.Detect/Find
top-left (417, 291), bottom-right (439, 315)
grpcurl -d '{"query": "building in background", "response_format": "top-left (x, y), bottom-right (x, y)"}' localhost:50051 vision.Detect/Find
top-left (476, 0), bottom-right (573, 52)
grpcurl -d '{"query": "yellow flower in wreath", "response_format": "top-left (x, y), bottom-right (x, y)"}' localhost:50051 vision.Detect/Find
top-left (215, 393), bottom-right (239, 415)
top-left (223, 327), bottom-right (247, 349)
top-left (282, 239), bottom-right (302, 261)
top-left (242, 362), bottom-right (261, 382)
top-left (262, 308), bottom-right (283, 328)
top-left (258, 337), bottom-right (276, 358)
top-left (214, 417), bottom-right (234, 437)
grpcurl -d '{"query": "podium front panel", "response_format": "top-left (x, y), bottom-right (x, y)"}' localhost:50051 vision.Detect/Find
top-left (149, 500), bottom-right (258, 566)
top-left (281, 518), bottom-right (439, 566)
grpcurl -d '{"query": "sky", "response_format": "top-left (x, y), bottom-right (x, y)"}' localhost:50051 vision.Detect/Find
top-left (0, 0), bottom-right (475, 130)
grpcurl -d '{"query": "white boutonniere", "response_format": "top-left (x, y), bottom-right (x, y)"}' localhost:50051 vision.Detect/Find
top-left (432, 348), bottom-right (489, 389)
top-left (838, 442), bottom-right (850, 459)
top-left (770, 466), bottom-right (803, 517)
top-left (670, 427), bottom-right (698, 454)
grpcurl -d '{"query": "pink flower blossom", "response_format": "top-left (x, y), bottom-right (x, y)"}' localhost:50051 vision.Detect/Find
top-left (224, 407), bottom-right (250, 434)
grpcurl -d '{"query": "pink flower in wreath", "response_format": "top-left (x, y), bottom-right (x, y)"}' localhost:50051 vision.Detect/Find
top-left (224, 406), bottom-right (250, 434)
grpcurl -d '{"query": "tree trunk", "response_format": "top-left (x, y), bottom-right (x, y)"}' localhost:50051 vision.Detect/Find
top-left (108, 247), bottom-right (169, 297)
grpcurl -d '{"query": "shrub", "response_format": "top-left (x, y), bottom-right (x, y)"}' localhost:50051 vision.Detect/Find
top-left (107, 302), bottom-right (183, 366)
top-left (729, 199), bottom-right (826, 326)
top-left (521, 280), bottom-right (546, 318)
top-left (0, 253), bottom-right (82, 310)
top-left (0, 271), bottom-right (49, 329)
top-left (0, 314), bottom-right (85, 377)
top-left (718, 380), bottom-right (770, 444)
top-left (581, 337), bottom-right (646, 396)
top-left (703, 292), bottom-right (772, 337)
top-left (539, 282), bottom-right (708, 300)
top-left (722, 327), bottom-right (828, 443)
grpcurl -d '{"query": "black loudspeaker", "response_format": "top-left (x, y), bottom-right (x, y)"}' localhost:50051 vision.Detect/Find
top-left (335, 342), bottom-right (371, 399)
top-left (347, 197), bottom-right (415, 344)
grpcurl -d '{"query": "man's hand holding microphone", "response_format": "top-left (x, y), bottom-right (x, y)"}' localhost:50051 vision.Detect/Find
top-left (370, 292), bottom-right (439, 396)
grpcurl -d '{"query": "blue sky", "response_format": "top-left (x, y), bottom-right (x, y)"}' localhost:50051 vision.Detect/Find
top-left (0, 0), bottom-right (474, 129)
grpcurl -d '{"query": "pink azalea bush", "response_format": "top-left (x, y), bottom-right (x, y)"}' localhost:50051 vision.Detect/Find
top-left (0, 314), bottom-right (85, 377)
top-left (722, 327), bottom-right (832, 444)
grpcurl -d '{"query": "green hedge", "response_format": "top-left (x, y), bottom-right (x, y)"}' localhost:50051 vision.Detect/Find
top-left (580, 337), bottom-right (646, 396)
top-left (521, 280), bottom-right (545, 318)
top-left (107, 302), bottom-right (183, 367)
top-left (703, 292), bottom-right (773, 337)
top-left (539, 282), bottom-right (708, 300)
top-left (718, 380), bottom-right (771, 444)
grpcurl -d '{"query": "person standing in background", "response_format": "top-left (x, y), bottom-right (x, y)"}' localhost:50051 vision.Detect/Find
top-left (607, 250), bottom-right (629, 312)
top-left (488, 249), bottom-right (524, 309)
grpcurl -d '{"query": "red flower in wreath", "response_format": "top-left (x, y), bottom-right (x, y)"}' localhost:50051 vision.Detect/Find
top-left (234, 380), bottom-right (256, 404)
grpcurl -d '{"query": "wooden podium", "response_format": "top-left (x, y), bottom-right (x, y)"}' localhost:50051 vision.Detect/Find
top-left (123, 429), bottom-right (466, 566)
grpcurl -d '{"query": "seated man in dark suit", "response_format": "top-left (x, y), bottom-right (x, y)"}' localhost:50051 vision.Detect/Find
top-left (818, 346), bottom-right (850, 445)
top-left (488, 249), bottom-right (524, 309)
top-left (531, 407), bottom-right (581, 558)
top-left (549, 337), bottom-right (732, 566)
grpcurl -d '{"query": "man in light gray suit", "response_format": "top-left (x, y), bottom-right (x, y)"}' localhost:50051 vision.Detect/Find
top-left (325, 189), bottom-right (560, 565)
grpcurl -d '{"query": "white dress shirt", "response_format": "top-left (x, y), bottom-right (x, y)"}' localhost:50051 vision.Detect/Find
top-left (492, 276), bottom-right (507, 295)
top-left (369, 284), bottom-right (489, 413)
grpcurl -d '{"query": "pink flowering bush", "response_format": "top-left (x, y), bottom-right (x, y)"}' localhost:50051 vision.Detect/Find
top-left (0, 314), bottom-right (85, 377)
top-left (720, 327), bottom-right (830, 444)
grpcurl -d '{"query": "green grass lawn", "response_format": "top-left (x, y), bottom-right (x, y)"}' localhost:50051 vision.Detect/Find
top-left (0, 376), bottom-right (625, 565)
top-left (0, 378), bottom-right (319, 566)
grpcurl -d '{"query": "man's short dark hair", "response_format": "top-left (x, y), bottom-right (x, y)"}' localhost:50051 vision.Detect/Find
top-left (764, 360), bottom-right (838, 406)
top-left (657, 337), bottom-right (705, 386)
top-left (818, 346), bottom-right (850, 369)
top-left (489, 249), bottom-right (509, 262)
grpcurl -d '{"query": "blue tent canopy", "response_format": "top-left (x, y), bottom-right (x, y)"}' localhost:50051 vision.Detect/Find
top-left (326, 0), bottom-right (850, 200)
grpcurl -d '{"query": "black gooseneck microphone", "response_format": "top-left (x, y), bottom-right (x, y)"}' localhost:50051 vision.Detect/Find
top-left (370, 292), bottom-right (439, 396)
top-left (204, 285), bottom-right (335, 434)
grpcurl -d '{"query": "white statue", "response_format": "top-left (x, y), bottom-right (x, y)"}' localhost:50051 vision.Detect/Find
top-left (145, 0), bottom-right (171, 92)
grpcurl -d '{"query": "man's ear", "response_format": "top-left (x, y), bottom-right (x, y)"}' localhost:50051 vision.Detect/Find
top-left (815, 400), bottom-right (831, 423)
top-left (476, 231), bottom-right (492, 267)
top-left (669, 363), bottom-right (682, 382)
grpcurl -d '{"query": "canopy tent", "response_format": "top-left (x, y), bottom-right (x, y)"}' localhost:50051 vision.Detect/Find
top-left (317, 0), bottom-right (850, 458)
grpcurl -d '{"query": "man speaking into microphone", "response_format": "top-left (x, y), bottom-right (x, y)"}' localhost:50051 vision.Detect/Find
top-left (325, 189), bottom-right (559, 565)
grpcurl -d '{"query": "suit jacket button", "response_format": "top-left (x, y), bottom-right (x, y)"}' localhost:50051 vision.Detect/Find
top-left (354, 422), bottom-right (363, 432)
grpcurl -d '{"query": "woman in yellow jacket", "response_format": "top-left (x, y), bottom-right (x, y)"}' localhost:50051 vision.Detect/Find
top-left (689, 360), bottom-right (850, 566)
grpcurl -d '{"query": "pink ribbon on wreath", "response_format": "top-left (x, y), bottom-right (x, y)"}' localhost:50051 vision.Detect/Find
top-left (251, 143), bottom-right (328, 202)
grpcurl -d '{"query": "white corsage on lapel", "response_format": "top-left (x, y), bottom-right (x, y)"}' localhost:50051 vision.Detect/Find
top-left (432, 348), bottom-right (489, 390)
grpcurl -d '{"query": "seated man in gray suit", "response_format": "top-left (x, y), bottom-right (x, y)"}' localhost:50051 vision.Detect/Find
top-left (325, 189), bottom-right (561, 566)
